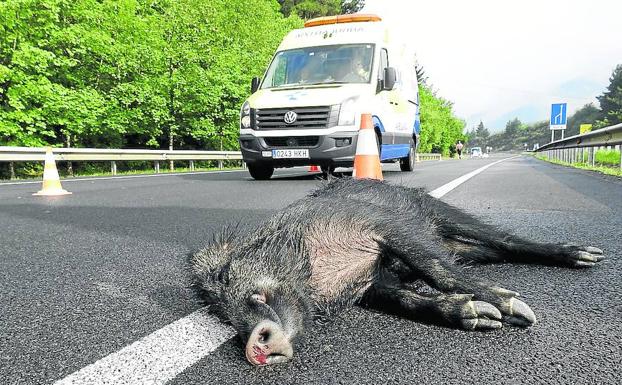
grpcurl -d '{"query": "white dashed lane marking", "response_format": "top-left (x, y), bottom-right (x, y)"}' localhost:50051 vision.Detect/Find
top-left (54, 308), bottom-right (235, 385)
top-left (428, 156), bottom-right (519, 198)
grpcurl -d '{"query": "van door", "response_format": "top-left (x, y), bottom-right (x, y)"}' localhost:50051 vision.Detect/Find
top-left (374, 48), bottom-right (396, 156)
top-left (378, 48), bottom-right (413, 160)
top-left (396, 57), bottom-right (419, 142)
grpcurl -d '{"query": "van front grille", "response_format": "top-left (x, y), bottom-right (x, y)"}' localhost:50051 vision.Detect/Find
top-left (263, 136), bottom-right (320, 148)
top-left (255, 106), bottom-right (339, 130)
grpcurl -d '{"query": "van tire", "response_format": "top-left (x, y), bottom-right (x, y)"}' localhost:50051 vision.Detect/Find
top-left (400, 139), bottom-right (415, 172)
top-left (248, 163), bottom-right (274, 180)
top-left (321, 165), bottom-right (335, 176)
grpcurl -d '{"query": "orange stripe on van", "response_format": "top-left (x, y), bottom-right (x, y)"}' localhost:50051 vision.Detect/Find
top-left (304, 14), bottom-right (382, 28)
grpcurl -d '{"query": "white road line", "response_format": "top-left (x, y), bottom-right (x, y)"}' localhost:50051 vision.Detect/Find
top-left (428, 156), bottom-right (519, 198)
top-left (54, 308), bottom-right (235, 385)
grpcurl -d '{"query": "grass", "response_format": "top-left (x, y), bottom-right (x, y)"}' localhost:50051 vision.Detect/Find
top-left (534, 149), bottom-right (622, 178)
top-left (64, 165), bottom-right (242, 179)
top-left (1, 164), bottom-right (243, 182)
top-left (595, 149), bottom-right (621, 166)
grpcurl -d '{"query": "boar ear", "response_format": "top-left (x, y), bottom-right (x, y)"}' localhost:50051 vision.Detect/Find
top-left (188, 250), bottom-right (231, 305)
top-left (188, 226), bottom-right (238, 305)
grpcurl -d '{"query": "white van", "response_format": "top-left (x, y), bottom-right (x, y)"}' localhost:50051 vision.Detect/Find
top-left (239, 14), bottom-right (420, 180)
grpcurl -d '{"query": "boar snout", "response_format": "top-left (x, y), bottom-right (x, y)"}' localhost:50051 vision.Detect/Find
top-left (245, 320), bottom-right (293, 366)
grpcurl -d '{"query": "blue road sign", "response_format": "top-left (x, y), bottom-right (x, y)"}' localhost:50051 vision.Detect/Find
top-left (550, 103), bottom-right (567, 130)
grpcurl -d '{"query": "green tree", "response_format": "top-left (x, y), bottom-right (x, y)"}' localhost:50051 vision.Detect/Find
top-left (278, 0), bottom-right (365, 19)
top-left (504, 117), bottom-right (522, 137)
top-left (596, 64), bottom-right (622, 127)
top-left (415, 62), bottom-right (427, 86)
top-left (418, 85), bottom-right (465, 155)
top-left (475, 121), bottom-right (490, 139)
top-left (566, 103), bottom-right (601, 136)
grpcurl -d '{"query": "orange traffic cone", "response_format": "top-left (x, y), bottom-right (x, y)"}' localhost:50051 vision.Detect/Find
top-left (33, 147), bottom-right (72, 196)
top-left (352, 113), bottom-right (383, 180)
top-left (309, 165), bottom-right (320, 172)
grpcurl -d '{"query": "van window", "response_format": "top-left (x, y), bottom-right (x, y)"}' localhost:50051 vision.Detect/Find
top-left (262, 44), bottom-right (375, 88)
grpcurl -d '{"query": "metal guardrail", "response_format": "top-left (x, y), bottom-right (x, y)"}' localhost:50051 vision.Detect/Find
top-left (417, 153), bottom-right (442, 161)
top-left (0, 146), bottom-right (244, 176)
top-left (534, 123), bottom-right (622, 170)
top-left (0, 146), bottom-right (243, 162)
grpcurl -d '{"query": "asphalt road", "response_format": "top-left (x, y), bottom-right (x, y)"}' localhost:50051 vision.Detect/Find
top-left (1, 154), bottom-right (620, 384)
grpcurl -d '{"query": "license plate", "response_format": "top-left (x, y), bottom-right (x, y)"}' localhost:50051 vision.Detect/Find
top-left (272, 149), bottom-right (309, 159)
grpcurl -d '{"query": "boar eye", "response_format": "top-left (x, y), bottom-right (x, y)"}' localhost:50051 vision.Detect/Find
top-left (217, 265), bottom-right (229, 284)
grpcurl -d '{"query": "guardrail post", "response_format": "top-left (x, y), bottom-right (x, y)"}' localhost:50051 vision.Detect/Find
top-left (189, 160), bottom-right (195, 171)
top-left (218, 160), bottom-right (223, 170)
top-left (591, 147), bottom-right (596, 167)
top-left (111, 161), bottom-right (117, 176)
top-left (9, 161), bottom-right (16, 180)
top-left (154, 161), bottom-right (160, 173)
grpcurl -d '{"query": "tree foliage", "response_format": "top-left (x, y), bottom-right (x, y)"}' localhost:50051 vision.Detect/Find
top-left (277, 0), bottom-right (364, 19)
top-left (418, 85), bottom-right (466, 155)
top-left (415, 62), bottom-right (427, 86)
top-left (596, 64), bottom-right (622, 127)
top-left (0, 0), bottom-right (302, 151)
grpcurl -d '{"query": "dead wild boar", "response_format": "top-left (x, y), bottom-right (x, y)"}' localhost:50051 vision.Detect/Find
top-left (188, 177), bottom-right (604, 366)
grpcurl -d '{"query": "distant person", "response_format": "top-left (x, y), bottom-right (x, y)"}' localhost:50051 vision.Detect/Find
top-left (456, 141), bottom-right (464, 159)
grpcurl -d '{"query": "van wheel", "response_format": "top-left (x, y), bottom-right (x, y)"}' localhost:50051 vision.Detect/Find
top-left (400, 139), bottom-right (415, 172)
top-left (321, 165), bottom-right (335, 177)
top-left (248, 163), bottom-right (274, 180)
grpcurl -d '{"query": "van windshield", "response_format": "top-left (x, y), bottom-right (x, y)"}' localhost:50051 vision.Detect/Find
top-left (261, 44), bottom-right (374, 89)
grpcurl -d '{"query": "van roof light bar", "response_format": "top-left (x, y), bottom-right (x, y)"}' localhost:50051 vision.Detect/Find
top-left (304, 13), bottom-right (382, 28)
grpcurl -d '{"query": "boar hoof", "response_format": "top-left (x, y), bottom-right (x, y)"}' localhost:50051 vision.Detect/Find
top-left (504, 297), bottom-right (536, 326)
top-left (562, 244), bottom-right (604, 268)
top-left (460, 299), bottom-right (503, 330)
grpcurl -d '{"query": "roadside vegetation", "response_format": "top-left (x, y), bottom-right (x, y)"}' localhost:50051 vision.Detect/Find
top-left (1, 0), bottom-right (464, 180)
top-left (534, 149), bottom-right (622, 178)
top-left (467, 65), bottom-right (622, 151)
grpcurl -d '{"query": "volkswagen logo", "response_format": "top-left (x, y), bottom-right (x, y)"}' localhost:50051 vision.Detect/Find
top-left (283, 110), bottom-right (298, 124)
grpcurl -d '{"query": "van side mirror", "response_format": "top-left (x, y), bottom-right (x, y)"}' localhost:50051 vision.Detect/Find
top-left (251, 77), bottom-right (261, 94)
top-left (383, 67), bottom-right (397, 91)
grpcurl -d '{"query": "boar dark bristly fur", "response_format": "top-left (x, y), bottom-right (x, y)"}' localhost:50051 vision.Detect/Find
top-left (188, 177), bottom-right (604, 366)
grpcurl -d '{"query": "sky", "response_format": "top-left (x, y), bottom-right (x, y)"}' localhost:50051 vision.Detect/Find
top-left (361, 0), bottom-right (622, 132)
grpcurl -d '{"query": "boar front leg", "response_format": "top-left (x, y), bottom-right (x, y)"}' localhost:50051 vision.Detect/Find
top-left (362, 283), bottom-right (502, 330)
top-left (378, 230), bottom-right (536, 327)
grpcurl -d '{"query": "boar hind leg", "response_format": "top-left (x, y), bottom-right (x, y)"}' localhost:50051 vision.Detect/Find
top-left (446, 233), bottom-right (605, 268)
top-left (362, 283), bottom-right (502, 330)
top-left (430, 199), bottom-right (604, 268)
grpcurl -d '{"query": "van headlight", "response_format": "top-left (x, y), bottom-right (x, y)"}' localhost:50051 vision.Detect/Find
top-left (338, 97), bottom-right (359, 126)
top-left (240, 101), bottom-right (251, 129)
